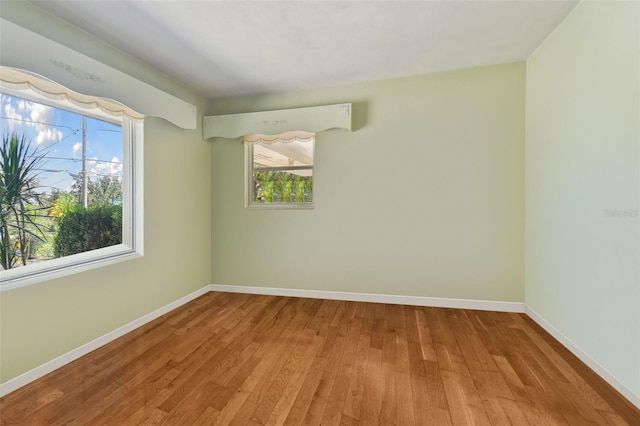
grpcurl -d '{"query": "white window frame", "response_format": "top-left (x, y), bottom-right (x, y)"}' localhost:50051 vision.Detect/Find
top-left (0, 88), bottom-right (144, 292)
top-left (245, 140), bottom-right (315, 210)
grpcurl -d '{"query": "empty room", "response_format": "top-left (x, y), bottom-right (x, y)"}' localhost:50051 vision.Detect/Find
top-left (0, 0), bottom-right (639, 424)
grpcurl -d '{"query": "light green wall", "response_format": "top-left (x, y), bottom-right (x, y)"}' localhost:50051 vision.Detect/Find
top-left (526, 1), bottom-right (640, 397)
top-left (0, 2), bottom-right (212, 382)
top-left (209, 62), bottom-right (525, 302)
top-left (9, 0), bottom-right (636, 404)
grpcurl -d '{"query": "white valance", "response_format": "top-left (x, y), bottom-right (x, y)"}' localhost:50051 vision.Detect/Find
top-left (243, 131), bottom-right (315, 145)
top-left (204, 103), bottom-right (352, 140)
top-left (0, 18), bottom-right (197, 129)
top-left (0, 66), bottom-right (145, 121)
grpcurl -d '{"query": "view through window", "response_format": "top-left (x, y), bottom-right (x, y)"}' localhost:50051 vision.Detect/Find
top-left (248, 137), bottom-right (314, 207)
top-left (1, 92), bottom-right (125, 272)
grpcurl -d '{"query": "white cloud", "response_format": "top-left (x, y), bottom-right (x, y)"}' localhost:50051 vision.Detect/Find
top-left (2, 96), bottom-right (21, 131)
top-left (72, 142), bottom-right (82, 154)
top-left (16, 99), bottom-right (27, 113)
top-left (28, 102), bottom-right (63, 144)
top-left (90, 156), bottom-right (123, 178)
top-left (0, 95), bottom-right (63, 145)
top-left (35, 127), bottom-right (64, 145)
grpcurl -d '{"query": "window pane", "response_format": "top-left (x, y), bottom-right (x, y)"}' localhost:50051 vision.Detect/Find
top-left (0, 93), bottom-right (124, 270)
top-left (253, 140), bottom-right (313, 168)
top-left (252, 170), bottom-right (313, 204)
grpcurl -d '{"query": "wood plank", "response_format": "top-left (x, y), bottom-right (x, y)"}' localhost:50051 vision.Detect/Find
top-left (1, 292), bottom-right (638, 425)
top-left (318, 303), bottom-right (364, 426)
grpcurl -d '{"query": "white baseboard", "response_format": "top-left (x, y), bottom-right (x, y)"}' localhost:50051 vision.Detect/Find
top-left (209, 284), bottom-right (525, 313)
top-left (0, 285), bottom-right (212, 398)
top-left (525, 305), bottom-right (640, 409)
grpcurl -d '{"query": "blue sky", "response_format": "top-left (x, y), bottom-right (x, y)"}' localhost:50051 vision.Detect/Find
top-left (1, 93), bottom-right (123, 195)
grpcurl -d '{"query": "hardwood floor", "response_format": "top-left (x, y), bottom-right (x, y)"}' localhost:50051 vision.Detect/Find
top-left (1, 292), bottom-right (639, 425)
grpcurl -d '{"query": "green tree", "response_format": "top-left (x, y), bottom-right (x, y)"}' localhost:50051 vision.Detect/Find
top-left (253, 171), bottom-right (312, 204)
top-left (0, 133), bottom-right (50, 269)
top-left (295, 179), bottom-right (306, 203)
top-left (71, 175), bottom-right (122, 207)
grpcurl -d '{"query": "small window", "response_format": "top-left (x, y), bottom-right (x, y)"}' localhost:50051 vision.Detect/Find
top-left (246, 133), bottom-right (314, 208)
top-left (0, 85), bottom-right (143, 291)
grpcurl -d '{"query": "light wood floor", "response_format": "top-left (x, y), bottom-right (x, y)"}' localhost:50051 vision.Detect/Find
top-left (1, 292), bottom-right (639, 425)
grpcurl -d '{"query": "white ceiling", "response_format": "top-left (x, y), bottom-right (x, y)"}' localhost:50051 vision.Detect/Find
top-left (31, 0), bottom-right (578, 99)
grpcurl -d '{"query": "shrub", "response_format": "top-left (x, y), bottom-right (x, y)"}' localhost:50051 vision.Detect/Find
top-left (54, 204), bottom-right (122, 257)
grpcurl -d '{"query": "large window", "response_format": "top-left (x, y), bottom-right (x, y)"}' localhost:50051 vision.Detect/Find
top-left (246, 133), bottom-right (314, 208)
top-left (0, 85), bottom-right (143, 291)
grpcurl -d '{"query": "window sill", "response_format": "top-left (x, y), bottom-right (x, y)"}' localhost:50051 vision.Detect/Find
top-left (246, 203), bottom-right (315, 210)
top-left (0, 245), bottom-right (143, 292)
